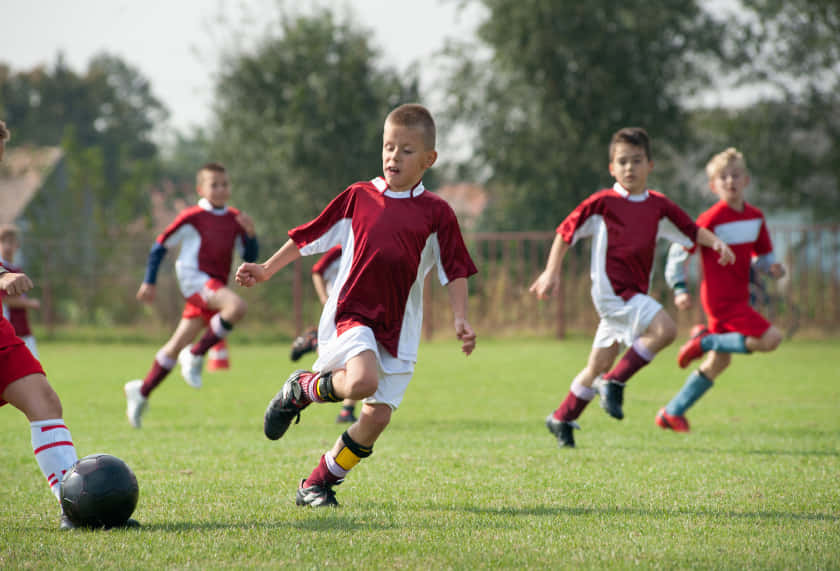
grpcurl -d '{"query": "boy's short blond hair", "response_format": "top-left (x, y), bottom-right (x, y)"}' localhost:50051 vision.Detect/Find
top-left (706, 147), bottom-right (747, 179)
top-left (196, 162), bottom-right (227, 186)
top-left (0, 223), bottom-right (20, 241)
top-left (385, 104), bottom-right (436, 150)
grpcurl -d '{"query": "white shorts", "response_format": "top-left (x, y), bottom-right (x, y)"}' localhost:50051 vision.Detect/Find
top-left (312, 325), bottom-right (414, 410)
top-left (592, 293), bottom-right (663, 349)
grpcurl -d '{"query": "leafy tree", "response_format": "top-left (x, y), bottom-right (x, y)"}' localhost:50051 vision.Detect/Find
top-left (442, 0), bottom-right (729, 230)
top-left (211, 9), bottom-right (419, 234)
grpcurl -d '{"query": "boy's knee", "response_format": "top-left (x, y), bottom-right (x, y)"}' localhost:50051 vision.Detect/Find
top-left (360, 404), bottom-right (391, 432)
top-left (345, 373), bottom-right (379, 400)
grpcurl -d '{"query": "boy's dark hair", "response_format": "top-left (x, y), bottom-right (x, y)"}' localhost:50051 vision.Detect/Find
top-left (386, 104), bottom-right (436, 150)
top-left (609, 127), bottom-right (652, 161)
top-left (196, 162), bottom-right (226, 186)
top-left (0, 223), bottom-right (19, 241)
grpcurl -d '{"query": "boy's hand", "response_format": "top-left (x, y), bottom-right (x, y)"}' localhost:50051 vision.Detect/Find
top-left (136, 282), bottom-right (156, 303)
top-left (235, 262), bottom-right (267, 287)
top-left (674, 292), bottom-right (692, 310)
top-left (0, 272), bottom-right (32, 296)
top-left (454, 317), bottom-right (476, 356)
top-left (769, 263), bottom-right (786, 280)
top-left (236, 212), bottom-right (256, 237)
top-left (529, 270), bottom-right (561, 300)
top-left (713, 240), bottom-right (735, 265)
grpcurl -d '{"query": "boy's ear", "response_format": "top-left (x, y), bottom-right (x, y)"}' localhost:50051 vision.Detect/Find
top-left (424, 150), bottom-right (438, 169)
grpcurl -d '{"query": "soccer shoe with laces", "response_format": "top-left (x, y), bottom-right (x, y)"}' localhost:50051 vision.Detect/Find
top-left (545, 415), bottom-right (580, 448)
top-left (124, 380), bottom-right (148, 429)
top-left (178, 346), bottom-right (204, 388)
top-left (264, 370), bottom-right (311, 440)
top-left (290, 329), bottom-right (318, 362)
top-left (296, 478), bottom-right (341, 507)
top-left (655, 407), bottom-right (690, 432)
top-left (598, 380), bottom-right (625, 420)
top-left (677, 328), bottom-right (710, 369)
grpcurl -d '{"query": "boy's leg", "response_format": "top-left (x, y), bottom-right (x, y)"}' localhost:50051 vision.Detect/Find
top-left (547, 344), bottom-right (618, 448)
top-left (600, 310), bottom-right (676, 420)
top-left (189, 287), bottom-right (246, 356)
top-left (678, 309), bottom-right (779, 368)
top-left (297, 403), bottom-right (389, 507)
top-left (3, 372), bottom-right (78, 528)
top-left (658, 352), bottom-right (729, 432)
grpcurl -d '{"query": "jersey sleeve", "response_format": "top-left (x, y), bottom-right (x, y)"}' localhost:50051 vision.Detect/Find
top-left (753, 218), bottom-right (773, 257)
top-left (289, 186), bottom-right (355, 256)
top-left (433, 202), bottom-right (478, 285)
top-left (312, 246), bottom-right (342, 276)
top-left (657, 196), bottom-right (700, 247)
top-left (665, 242), bottom-right (692, 294)
top-left (557, 192), bottom-right (604, 245)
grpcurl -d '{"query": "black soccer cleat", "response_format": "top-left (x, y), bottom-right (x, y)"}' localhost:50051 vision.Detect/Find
top-left (59, 513), bottom-right (76, 531)
top-left (295, 478), bottom-right (341, 507)
top-left (599, 380), bottom-right (625, 420)
top-left (335, 408), bottom-right (357, 424)
top-left (290, 329), bottom-right (318, 362)
top-left (264, 370), bottom-right (311, 440)
top-left (545, 415), bottom-right (580, 448)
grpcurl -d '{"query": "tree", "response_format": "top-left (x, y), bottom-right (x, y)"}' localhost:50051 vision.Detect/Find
top-left (210, 8), bottom-right (419, 233)
top-left (442, 0), bottom-right (730, 230)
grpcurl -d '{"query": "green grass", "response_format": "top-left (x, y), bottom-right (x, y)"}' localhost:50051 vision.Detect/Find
top-left (1, 337), bottom-right (838, 569)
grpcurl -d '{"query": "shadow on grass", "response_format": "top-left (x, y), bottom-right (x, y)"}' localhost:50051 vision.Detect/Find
top-left (442, 504), bottom-right (839, 523)
top-left (119, 517), bottom-right (393, 533)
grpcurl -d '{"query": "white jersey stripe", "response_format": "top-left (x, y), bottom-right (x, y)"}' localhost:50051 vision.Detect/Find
top-left (712, 219), bottom-right (763, 246)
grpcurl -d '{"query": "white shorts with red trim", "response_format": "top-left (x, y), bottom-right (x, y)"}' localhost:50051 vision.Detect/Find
top-left (592, 293), bottom-right (663, 349)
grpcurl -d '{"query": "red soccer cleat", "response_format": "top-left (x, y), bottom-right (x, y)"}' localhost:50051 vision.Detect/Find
top-left (688, 324), bottom-right (708, 339)
top-left (656, 408), bottom-right (690, 432)
top-left (677, 329), bottom-right (709, 368)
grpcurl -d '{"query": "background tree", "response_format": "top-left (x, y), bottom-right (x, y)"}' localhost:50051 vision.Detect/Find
top-left (210, 9), bottom-right (419, 236)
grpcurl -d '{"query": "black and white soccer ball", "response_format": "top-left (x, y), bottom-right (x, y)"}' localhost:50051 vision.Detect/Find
top-left (60, 454), bottom-right (139, 528)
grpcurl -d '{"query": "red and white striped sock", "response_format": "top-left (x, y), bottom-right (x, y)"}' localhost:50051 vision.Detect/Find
top-left (31, 419), bottom-right (78, 500)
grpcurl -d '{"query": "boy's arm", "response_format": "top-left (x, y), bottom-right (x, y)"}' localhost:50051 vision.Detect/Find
top-left (752, 253), bottom-right (786, 279)
top-left (312, 272), bottom-right (329, 305)
top-left (137, 243), bottom-right (168, 303)
top-left (236, 211), bottom-right (259, 262)
top-left (236, 238), bottom-right (301, 287)
top-left (2, 294), bottom-right (40, 310)
top-left (696, 227), bottom-right (735, 265)
top-left (445, 277), bottom-right (476, 356)
top-left (665, 243), bottom-right (693, 310)
top-left (0, 270), bottom-right (33, 296)
top-left (529, 233), bottom-right (570, 299)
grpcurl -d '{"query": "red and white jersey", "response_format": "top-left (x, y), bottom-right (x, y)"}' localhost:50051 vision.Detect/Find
top-left (289, 177), bottom-right (477, 360)
top-left (0, 258), bottom-right (32, 336)
top-left (696, 200), bottom-right (773, 313)
top-left (157, 198), bottom-right (250, 296)
top-left (0, 268), bottom-right (23, 350)
top-left (311, 245), bottom-right (342, 297)
top-left (559, 182), bottom-right (699, 302)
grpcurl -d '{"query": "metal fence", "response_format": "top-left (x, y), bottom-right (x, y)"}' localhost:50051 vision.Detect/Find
top-left (16, 225), bottom-right (840, 339)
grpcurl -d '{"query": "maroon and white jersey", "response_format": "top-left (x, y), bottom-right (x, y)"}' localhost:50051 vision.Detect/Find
top-left (311, 245), bottom-right (342, 297)
top-left (696, 200), bottom-right (773, 315)
top-left (0, 259), bottom-right (32, 337)
top-left (289, 177), bottom-right (477, 360)
top-left (157, 198), bottom-right (250, 297)
top-left (559, 182), bottom-right (700, 303)
top-left (0, 267), bottom-right (23, 349)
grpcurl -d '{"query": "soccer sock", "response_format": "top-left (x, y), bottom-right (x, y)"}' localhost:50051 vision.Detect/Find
top-left (665, 370), bottom-right (714, 416)
top-left (300, 371), bottom-right (341, 404)
top-left (700, 332), bottom-right (749, 354)
top-left (140, 350), bottom-right (176, 397)
top-left (191, 314), bottom-right (233, 356)
top-left (603, 339), bottom-right (655, 384)
top-left (305, 431), bottom-right (373, 486)
top-left (554, 375), bottom-right (597, 421)
top-left (31, 419), bottom-right (78, 501)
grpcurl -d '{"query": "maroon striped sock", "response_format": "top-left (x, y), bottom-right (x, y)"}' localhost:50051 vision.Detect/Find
top-left (304, 454), bottom-right (343, 487)
top-left (554, 390), bottom-right (591, 421)
top-left (604, 346), bottom-right (650, 384)
top-left (140, 360), bottom-right (173, 397)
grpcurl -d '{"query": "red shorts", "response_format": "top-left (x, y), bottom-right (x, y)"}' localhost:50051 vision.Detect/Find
top-left (0, 342), bottom-right (45, 407)
top-left (706, 301), bottom-right (771, 338)
top-left (182, 278), bottom-right (225, 322)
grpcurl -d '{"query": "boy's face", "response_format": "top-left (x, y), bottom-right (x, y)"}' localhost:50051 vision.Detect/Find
top-left (0, 234), bottom-right (18, 260)
top-left (608, 142), bottom-right (653, 194)
top-left (197, 170), bottom-right (231, 208)
top-left (382, 121), bottom-right (437, 192)
top-left (709, 163), bottom-right (749, 207)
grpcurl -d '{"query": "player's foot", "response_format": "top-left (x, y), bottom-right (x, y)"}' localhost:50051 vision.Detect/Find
top-left (689, 323), bottom-right (709, 339)
top-left (598, 380), bottom-right (625, 420)
top-left (335, 408), bottom-right (357, 423)
top-left (59, 512), bottom-right (76, 530)
top-left (124, 380), bottom-right (148, 429)
top-left (290, 329), bottom-right (318, 362)
top-left (545, 415), bottom-right (580, 448)
top-left (264, 370), bottom-right (311, 440)
top-left (677, 329), bottom-right (710, 369)
top-left (178, 346), bottom-right (204, 388)
top-left (295, 478), bottom-right (341, 507)
top-left (655, 407), bottom-right (690, 432)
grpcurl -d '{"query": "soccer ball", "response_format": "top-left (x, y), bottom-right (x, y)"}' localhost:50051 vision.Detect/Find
top-left (60, 454), bottom-right (139, 528)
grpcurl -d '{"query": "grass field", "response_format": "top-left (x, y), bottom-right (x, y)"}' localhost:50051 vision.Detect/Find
top-left (1, 336), bottom-right (838, 569)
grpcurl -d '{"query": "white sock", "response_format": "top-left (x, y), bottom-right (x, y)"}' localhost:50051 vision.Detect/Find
top-left (31, 419), bottom-right (78, 501)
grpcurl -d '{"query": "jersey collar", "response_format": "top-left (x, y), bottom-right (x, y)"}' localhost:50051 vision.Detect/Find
top-left (372, 177), bottom-right (426, 198)
top-left (613, 182), bottom-right (649, 202)
top-left (198, 197), bottom-right (229, 214)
